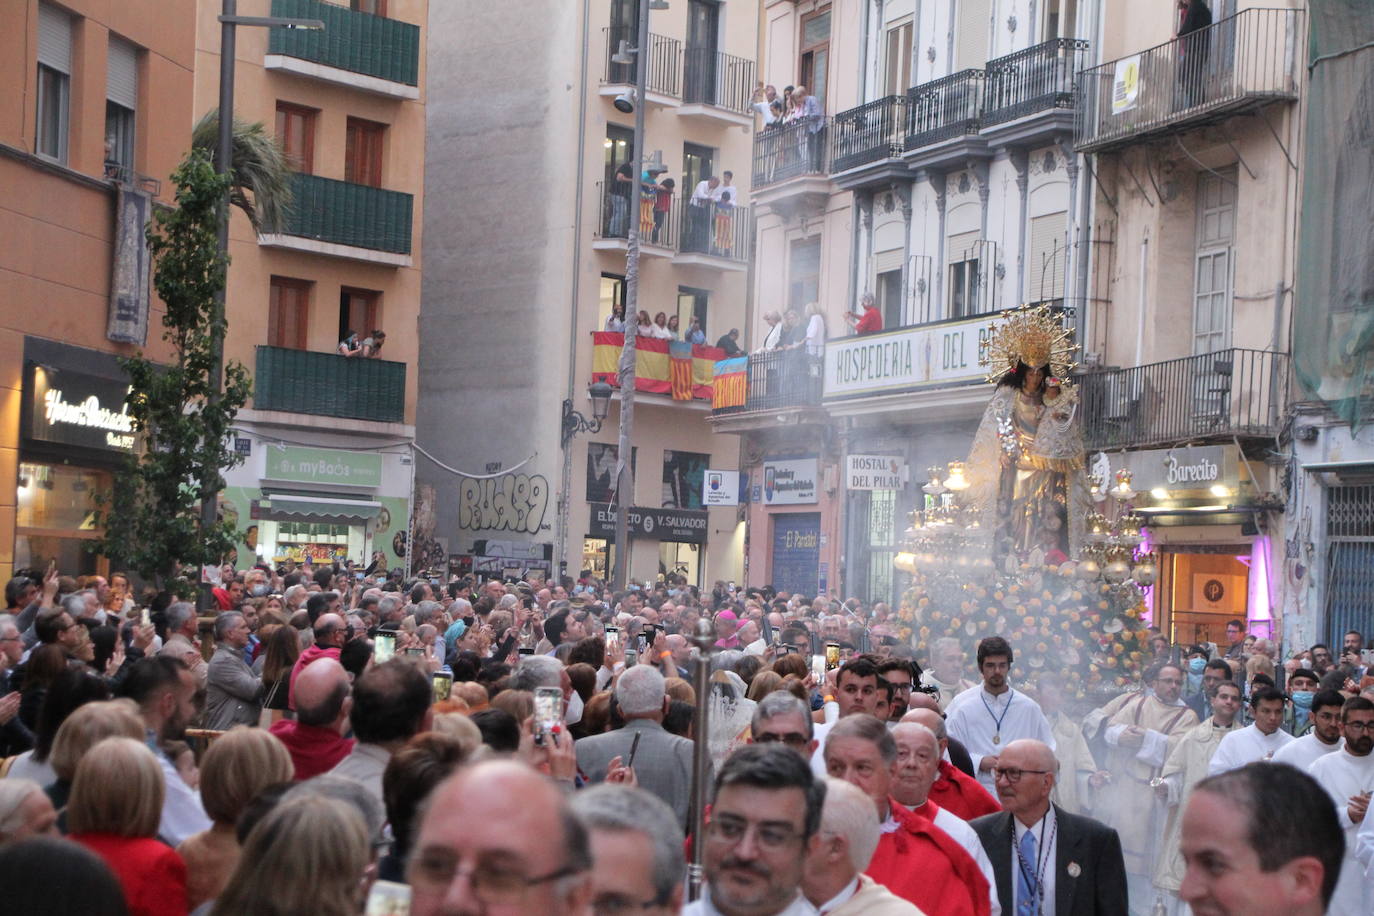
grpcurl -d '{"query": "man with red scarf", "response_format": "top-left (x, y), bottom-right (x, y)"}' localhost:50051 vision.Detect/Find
top-left (823, 714), bottom-right (991, 916)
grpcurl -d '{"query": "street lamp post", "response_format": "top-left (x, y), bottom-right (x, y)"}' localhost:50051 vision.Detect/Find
top-left (198, 1), bottom-right (322, 612)
top-left (610, 0), bottom-right (667, 592)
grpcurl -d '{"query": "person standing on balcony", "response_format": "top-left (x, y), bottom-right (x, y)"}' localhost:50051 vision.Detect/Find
top-left (688, 174), bottom-right (720, 252)
top-left (651, 312), bottom-right (673, 339)
top-left (362, 330), bottom-right (386, 358)
top-left (794, 85), bottom-right (826, 171)
top-left (1176, 0), bottom-right (1212, 109)
top-left (635, 310), bottom-right (654, 337)
top-left (845, 293), bottom-right (884, 335)
top-left (752, 84), bottom-right (780, 126)
top-left (716, 328), bottom-right (743, 356)
top-left (803, 302), bottom-right (827, 358)
top-left (666, 314), bottom-right (683, 341)
top-left (337, 331), bottom-right (362, 358)
top-left (604, 304), bottom-right (626, 333)
top-left (652, 177), bottom-right (675, 244)
top-left (686, 318), bottom-right (706, 346)
top-left (609, 160), bottom-right (634, 237)
top-left (760, 311), bottom-right (784, 351)
top-left (719, 170), bottom-right (743, 206)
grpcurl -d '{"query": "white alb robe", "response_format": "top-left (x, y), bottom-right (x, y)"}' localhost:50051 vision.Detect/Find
top-left (1272, 732), bottom-right (1344, 771)
top-left (1307, 749), bottom-right (1374, 916)
top-left (1152, 716), bottom-right (1241, 897)
top-left (1206, 723), bottom-right (1293, 776)
top-left (946, 687), bottom-right (1057, 792)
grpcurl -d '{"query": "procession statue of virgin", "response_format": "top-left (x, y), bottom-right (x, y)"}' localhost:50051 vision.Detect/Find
top-left (964, 305), bottom-right (1091, 561)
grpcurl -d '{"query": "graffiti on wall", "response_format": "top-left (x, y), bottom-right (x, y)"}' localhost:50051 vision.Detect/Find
top-left (458, 473), bottom-right (551, 534)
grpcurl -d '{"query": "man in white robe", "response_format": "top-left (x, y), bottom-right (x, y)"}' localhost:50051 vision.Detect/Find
top-left (1032, 671), bottom-right (1097, 816)
top-left (1273, 688), bottom-right (1345, 770)
top-left (1307, 697), bottom-right (1374, 916)
top-left (1082, 662), bottom-right (1199, 912)
top-left (921, 636), bottom-right (977, 711)
top-left (1151, 680), bottom-right (1243, 915)
top-left (890, 722), bottom-right (1001, 915)
top-left (946, 637), bottom-right (1056, 793)
top-left (1208, 686), bottom-right (1293, 775)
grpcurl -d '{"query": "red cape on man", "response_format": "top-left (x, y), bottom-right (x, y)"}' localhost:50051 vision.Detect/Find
top-left (928, 759), bottom-right (1002, 821)
top-left (866, 797), bottom-right (991, 916)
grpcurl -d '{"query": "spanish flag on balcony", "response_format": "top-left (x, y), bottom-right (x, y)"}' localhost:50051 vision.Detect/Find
top-left (712, 357), bottom-right (748, 409)
top-left (591, 333), bottom-right (723, 400)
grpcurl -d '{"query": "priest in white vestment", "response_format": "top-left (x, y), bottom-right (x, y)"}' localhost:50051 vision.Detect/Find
top-left (1208, 687), bottom-right (1293, 775)
top-left (945, 637), bottom-right (1055, 793)
top-left (1151, 680), bottom-right (1244, 915)
top-left (1274, 689), bottom-right (1346, 770)
top-left (921, 637), bottom-right (978, 711)
top-left (1033, 671), bottom-right (1097, 816)
top-left (1082, 662), bottom-right (1199, 912)
top-left (1307, 698), bottom-right (1374, 916)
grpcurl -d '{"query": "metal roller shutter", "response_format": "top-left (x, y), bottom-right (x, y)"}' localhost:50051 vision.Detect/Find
top-left (107, 36), bottom-right (138, 108)
top-left (38, 2), bottom-right (73, 73)
top-left (1027, 212), bottom-right (1067, 301)
top-left (955, 0), bottom-right (990, 70)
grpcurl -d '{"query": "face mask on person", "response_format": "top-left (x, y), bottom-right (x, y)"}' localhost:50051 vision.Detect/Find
top-left (565, 689), bottom-right (584, 726)
top-left (1189, 657), bottom-right (1207, 673)
top-left (250, 585), bottom-right (270, 598)
top-left (1291, 691), bottom-right (1314, 710)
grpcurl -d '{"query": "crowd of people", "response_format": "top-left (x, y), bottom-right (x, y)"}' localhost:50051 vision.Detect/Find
top-left (0, 563), bottom-right (1362, 915)
top-left (604, 158), bottom-right (745, 259)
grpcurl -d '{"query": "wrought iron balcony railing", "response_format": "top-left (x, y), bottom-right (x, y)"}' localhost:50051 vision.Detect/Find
top-left (752, 119), bottom-right (830, 190)
top-left (603, 26), bottom-right (682, 99)
top-left (983, 38), bottom-right (1091, 126)
top-left (1076, 7), bottom-right (1302, 152)
top-left (683, 47), bottom-right (755, 113)
top-left (710, 348), bottom-right (823, 416)
top-left (593, 180), bottom-right (682, 249)
top-left (906, 69), bottom-right (986, 150)
top-left (830, 95), bottom-right (909, 172)
top-left (1078, 348), bottom-right (1288, 451)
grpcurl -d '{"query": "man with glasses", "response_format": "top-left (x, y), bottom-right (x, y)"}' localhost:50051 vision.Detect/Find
top-left (685, 743), bottom-right (822, 916)
top-left (1276, 688), bottom-right (1346, 769)
top-left (570, 784), bottom-right (684, 916)
top-left (750, 692), bottom-right (818, 757)
top-left (877, 658), bottom-right (918, 722)
top-left (1306, 696), bottom-right (1374, 916)
top-left (823, 714), bottom-right (990, 915)
top-left (409, 759), bottom-right (593, 916)
top-left (1081, 662), bottom-right (1198, 906)
top-left (970, 738), bottom-right (1127, 915)
top-left (0, 615), bottom-right (33, 756)
top-left (1151, 680), bottom-right (1244, 912)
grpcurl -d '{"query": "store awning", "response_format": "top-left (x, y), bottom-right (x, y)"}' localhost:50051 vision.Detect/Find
top-left (260, 494), bottom-right (382, 524)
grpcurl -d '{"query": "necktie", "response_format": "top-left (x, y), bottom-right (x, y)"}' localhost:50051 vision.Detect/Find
top-left (1018, 827), bottom-right (1039, 916)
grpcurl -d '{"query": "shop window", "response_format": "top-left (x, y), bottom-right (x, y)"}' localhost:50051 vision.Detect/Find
top-left (1160, 548), bottom-right (1251, 645)
top-left (275, 102), bottom-right (316, 174)
top-left (345, 117), bottom-right (386, 187)
top-left (582, 538), bottom-right (614, 582)
top-left (269, 276), bottom-right (311, 349)
top-left (662, 450), bottom-right (710, 509)
top-left (15, 462), bottom-right (108, 576)
top-left (659, 541), bottom-right (701, 587)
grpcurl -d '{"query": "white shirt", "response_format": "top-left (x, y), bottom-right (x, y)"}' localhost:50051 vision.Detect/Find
top-left (815, 877), bottom-right (860, 915)
top-left (682, 888), bottom-right (817, 916)
top-left (946, 687), bottom-right (1058, 791)
top-left (1271, 732), bottom-right (1344, 770)
top-left (810, 720), bottom-right (836, 776)
top-left (691, 180), bottom-right (717, 206)
top-left (154, 739), bottom-right (211, 846)
top-left (804, 313), bottom-right (826, 357)
top-left (650, 324), bottom-right (673, 339)
top-left (1308, 749), bottom-right (1374, 916)
top-left (1010, 807), bottom-right (1059, 916)
top-left (762, 321), bottom-right (782, 350)
top-left (719, 184), bottom-right (743, 206)
top-left (1207, 723), bottom-right (1294, 775)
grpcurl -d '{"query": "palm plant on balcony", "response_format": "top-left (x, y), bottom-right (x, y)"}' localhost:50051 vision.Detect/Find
top-left (192, 109), bottom-right (292, 233)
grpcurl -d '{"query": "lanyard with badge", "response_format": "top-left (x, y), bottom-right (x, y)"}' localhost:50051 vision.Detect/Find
top-left (1013, 815), bottom-right (1056, 915)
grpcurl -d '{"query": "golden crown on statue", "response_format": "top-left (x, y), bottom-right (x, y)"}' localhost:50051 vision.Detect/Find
top-left (978, 303), bottom-right (1077, 383)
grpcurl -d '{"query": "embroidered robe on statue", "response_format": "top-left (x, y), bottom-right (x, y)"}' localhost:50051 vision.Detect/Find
top-left (866, 798), bottom-right (991, 916)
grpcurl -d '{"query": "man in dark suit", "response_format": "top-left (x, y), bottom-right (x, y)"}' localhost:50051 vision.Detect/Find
top-left (970, 738), bottom-right (1127, 915)
top-left (575, 663), bottom-right (705, 830)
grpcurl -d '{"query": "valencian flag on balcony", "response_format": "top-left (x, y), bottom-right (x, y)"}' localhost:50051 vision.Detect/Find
top-left (669, 342), bottom-right (694, 400)
top-left (591, 333), bottom-right (723, 400)
top-left (712, 357), bottom-right (748, 409)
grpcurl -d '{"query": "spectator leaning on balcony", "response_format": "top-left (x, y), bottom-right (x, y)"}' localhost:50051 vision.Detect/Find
top-left (719, 170), bottom-right (742, 206)
top-left (689, 174), bottom-right (720, 250)
top-left (686, 318), bottom-right (706, 346)
top-left (794, 85), bottom-right (826, 169)
top-left (804, 302), bottom-right (827, 358)
top-left (337, 331), bottom-right (362, 358)
top-left (651, 312), bottom-right (673, 339)
top-left (610, 160), bottom-right (634, 237)
top-left (716, 328), bottom-right (742, 356)
top-left (760, 311), bottom-right (783, 351)
top-left (604, 303), bottom-right (626, 333)
top-left (667, 315), bottom-right (683, 340)
top-left (636, 310), bottom-right (654, 337)
top-left (362, 330), bottom-right (386, 358)
top-left (752, 83), bottom-right (780, 125)
top-left (845, 293), bottom-right (884, 335)
top-left (780, 309), bottom-right (805, 349)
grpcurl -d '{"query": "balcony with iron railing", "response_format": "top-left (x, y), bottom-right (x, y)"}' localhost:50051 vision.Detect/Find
top-left (904, 69), bottom-right (987, 165)
top-left (260, 172), bottom-right (414, 265)
top-left (982, 38), bottom-right (1091, 142)
top-left (591, 180), bottom-right (680, 255)
top-left (750, 119), bottom-right (831, 218)
top-left (709, 348), bottom-right (824, 420)
top-left (1077, 348), bottom-right (1289, 451)
top-left (265, 0), bottom-right (420, 98)
top-left (675, 199), bottom-right (751, 269)
top-left (601, 26), bottom-right (682, 104)
top-left (680, 47), bottom-right (756, 126)
top-left (254, 346), bottom-right (408, 423)
top-left (1076, 8), bottom-right (1302, 153)
top-left (829, 95), bottom-right (909, 183)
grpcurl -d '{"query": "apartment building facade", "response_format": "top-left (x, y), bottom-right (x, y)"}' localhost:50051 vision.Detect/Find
top-left (420, 0), bottom-right (757, 586)
top-left (715, 0), bottom-right (1096, 601)
top-left (0, 1), bottom-right (194, 581)
top-left (195, 0), bottom-right (426, 575)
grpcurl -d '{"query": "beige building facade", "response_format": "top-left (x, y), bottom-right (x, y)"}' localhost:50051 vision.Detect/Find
top-left (420, 0), bottom-right (758, 586)
top-left (194, 0), bottom-right (426, 574)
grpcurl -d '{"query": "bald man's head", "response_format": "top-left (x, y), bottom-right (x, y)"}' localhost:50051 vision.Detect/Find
top-left (409, 761), bottom-right (593, 916)
top-left (900, 708), bottom-right (946, 742)
top-left (295, 657), bottom-right (351, 730)
top-left (905, 692), bottom-right (941, 714)
top-left (891, 723), bottom-right (941, 808)
top-left (994, 739), bottom-right (1057, 824)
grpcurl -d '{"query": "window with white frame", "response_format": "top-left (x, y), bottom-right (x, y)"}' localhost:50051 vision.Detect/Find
top-left (947, 230), bottom-right (981, 318)
top-left (36, 2), bottom-right (73, 164)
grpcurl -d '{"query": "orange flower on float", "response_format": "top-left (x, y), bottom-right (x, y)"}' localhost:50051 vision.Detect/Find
top-left (1071, 591), bottom-right (1083, 601)
top-left (949, 618), bottom-right (962, 629)
top-left (919, 627), bottom-right (931, 640)
top-left (1036, 642), bottom-right (1048, 653)
top-left (1042, 590), bottom-right (1053, 599)
top-left (994, 591), bottom-right (1004, 601)
top-left (1023, 616), bottom-right (1035, 627)
top-left (1098, 601), bottom-right (1109, 610)
top-left (918, 597), bottom-right (930, 607)
top-left (1061, 621), bottom-right (1071, 631)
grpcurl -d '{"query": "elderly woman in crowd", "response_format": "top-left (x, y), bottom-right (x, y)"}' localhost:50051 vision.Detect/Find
top-left (179, 726), bottom-right (295, 911)
top-left (46, 698), bottom-right (145, 823)
top-left (68, 737), bottom-right (188, 916)
top-left (0, 779), bottom-right (58, 845)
